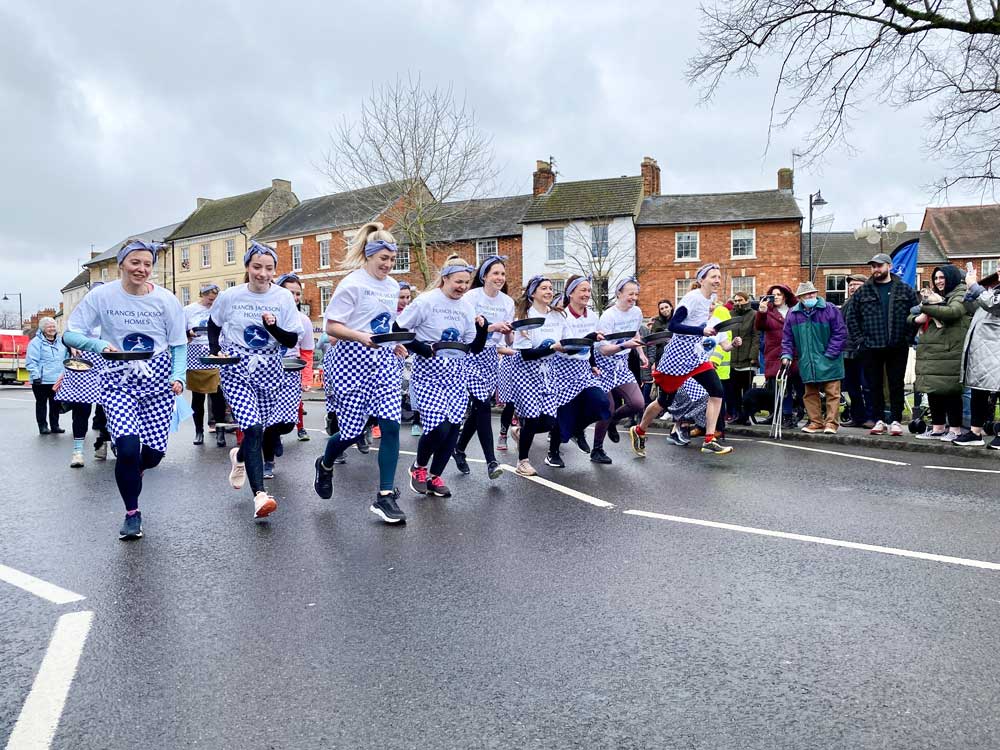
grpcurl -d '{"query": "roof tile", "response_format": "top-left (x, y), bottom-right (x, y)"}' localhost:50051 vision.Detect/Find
top-left (255, 181), bottom-right (409, 240)
top-left (521, 176), bottom-right (643, 223)
top-left (637, 190), bottom-right (802, 225)
top-left (923, 205), bottom-right (1000, 257)
top-left (167, 187), bottom-right (273, 241)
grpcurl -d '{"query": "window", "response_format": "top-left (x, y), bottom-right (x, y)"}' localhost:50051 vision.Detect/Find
top-left (731, 228), bottom-right (756, 259)
top-left (180, 246), bottom-right (190, 271)
top-left (476, 238), bottom-right (498, 265)
top-left (319, 285), bottom-right (333, 312)
top-left (825, 274), bottom-right (847, 306)
top-left (547, 228), bottom-right (565, 261)
top-left (592, 277), bottom-right (610, 308)
top-left (393, 245), bottom-right (410, 272)
top-left (675, 232), bottom-right (699, 260)
top-left (318, 239), bottom-right (331, 268)
top-left (984, 259), bottom-right (999, 277)
top-left (731, 276), bottom-right (757, 299)
top-left (225, 238), bottom-right (236, 264)
top-left (200, 243), bottom-right (211, 268)
top-left (675, 278), bottom-right (695, 303)
top-left (225, 279), bottom-right (236, 289)
top-left (291, 244), bottom-right (303, 272)
top-left (101, 267), bottom-right (108, 282)
top-left (551, 279), bottom-right (566, 297)
top-left (591, 224), bottom-right (609, 258)
top-left (180, 286), bottom-right (190, 305)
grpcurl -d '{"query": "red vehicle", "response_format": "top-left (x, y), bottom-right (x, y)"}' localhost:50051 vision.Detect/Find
top-left (0, 329), bottom-right (30, 384)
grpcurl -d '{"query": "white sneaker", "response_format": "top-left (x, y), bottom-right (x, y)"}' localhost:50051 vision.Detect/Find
top-left (889, 421), bottom-right (903, 436)
top-left (510, 425), bottom-right (520, 443)
top-left (229, 447), bottom-right (246, 490)
top-left (70, 450), bottom-right (84, 468)
top-left (94, 442), bottom-right (108, 461)
top-left (515, 459), bottom-right (536, 476)
top-left (869, 420), bottom-right (887, 435)
top-left (253, 491), bottom-right (277, 519)
top-left (939, 431), bottom-right (960, 442)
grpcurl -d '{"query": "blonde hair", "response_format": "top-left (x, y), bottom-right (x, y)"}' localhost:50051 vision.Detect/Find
top-left (434, 254), bottom-right (473, 288)
top-left (339, 222), bottom-right (397, 270)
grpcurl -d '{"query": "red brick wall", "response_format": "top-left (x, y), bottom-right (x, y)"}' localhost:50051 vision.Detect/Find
top-left (636, 220), bottom-right (802, 306)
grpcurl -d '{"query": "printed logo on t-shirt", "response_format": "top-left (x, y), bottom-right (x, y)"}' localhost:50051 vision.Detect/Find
top-left (122, 333), bottom-right (154, 352)
top-left (440, 327), bottom-right (461, 342)
top-left (243, 325), bottom-right (271, 349)
top-left (370, 312), bottom-right (392, 334)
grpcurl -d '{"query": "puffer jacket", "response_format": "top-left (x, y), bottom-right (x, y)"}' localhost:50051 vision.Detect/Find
top-left (728, 305), bottom-right (760, 370)
top-left (846, 274), bottom-right (919, 350)
top-left (961, 285), bottom-right (1000, 391)
top-left (840, 294), bottom-right (863, 359)
top-left (754, 284), bottom-right (798, 378)
top-left (908, 266), bottom-right (969, 395)
top-left (780, 298), bottom-right (847, 383)
top-left (25, 329), bottom-right (67, 384)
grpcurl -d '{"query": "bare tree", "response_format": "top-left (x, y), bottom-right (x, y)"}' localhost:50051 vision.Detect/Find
top-left (0, 310), bottom-right (23, 331)
top-left (321, 75), bottom-right (502, 286)
top-left (561, 218), bottom-right (639, 311)
top-left (688, 1), bottom-right (1000, 194)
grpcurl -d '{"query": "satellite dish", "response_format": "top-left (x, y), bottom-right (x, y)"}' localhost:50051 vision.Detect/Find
top-left (853, 229), bottom-right (864, 240)
top-left (866, 233), bottom-right (881, 245)
top-left (893, 221), bottom-right (907, 233)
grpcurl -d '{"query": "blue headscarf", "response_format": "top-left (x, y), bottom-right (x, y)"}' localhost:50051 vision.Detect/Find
top-left (525, 275), bottom-right (549, 300)
top-left (117, 239), bottom-right (166, 265)
top-left (615, 276), bottom-right (640, 295)
top-left (398, 281), bottom-right (411, 290)
top-left (199, 283), bottom-right (220, 295)
top-left (275, 273), bottom-right (300, 288)
top-left (695, 263), bottom-right (720, 281)
top-left (441, 263), bottom-right (475, 277)
top-left (244, 241), bottom-right (278, 266)
top-left (563, 275), bottom-right (592, 301)
top-left (477, 255), bottom-right (508, 281)
top-left (364, 240), bottom-right (398, 257)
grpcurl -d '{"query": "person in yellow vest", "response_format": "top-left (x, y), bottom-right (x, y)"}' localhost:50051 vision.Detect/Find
top-left (707, 301), bottom-right (742, 443)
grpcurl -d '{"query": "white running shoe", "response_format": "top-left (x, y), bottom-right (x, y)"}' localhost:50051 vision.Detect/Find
top-left (515, 459), bottom-right (536, 476)
top-left (253, 491), bottom-right (277, 519)
top-left (70, 450), bottom-right (84, 468)
top-left (940, 431), bottom-right (960, 442)
top-left (229, 447), bottom-right (246, 490)
top-left (94, 442), bottom-right (108, 461)
top-left (869, 420), bottom-right (887, 435)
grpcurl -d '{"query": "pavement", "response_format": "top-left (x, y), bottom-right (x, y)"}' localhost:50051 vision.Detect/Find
top-left (3, 388), bottom-right (1000, 749)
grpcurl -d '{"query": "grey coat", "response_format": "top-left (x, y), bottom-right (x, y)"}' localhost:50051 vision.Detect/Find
top-left (960, 286), bottom-right (1000, 391)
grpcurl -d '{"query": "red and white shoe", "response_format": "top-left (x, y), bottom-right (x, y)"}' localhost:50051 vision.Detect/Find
top-left (253, 491), bottom-right (277, 519)
top-left (869, 420), bottom-right (887, 435)
top-left (889, 421), bottom-right (903, 436)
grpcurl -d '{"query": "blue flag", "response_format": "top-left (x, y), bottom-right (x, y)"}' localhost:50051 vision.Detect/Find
top-left (891, 239), bottom-right (919, 288)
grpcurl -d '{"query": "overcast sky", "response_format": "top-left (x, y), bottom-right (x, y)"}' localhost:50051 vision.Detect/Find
top-left (0, 0), bottom-right (973, 317)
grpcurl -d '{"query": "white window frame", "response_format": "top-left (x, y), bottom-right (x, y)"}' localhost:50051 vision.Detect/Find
top-left (225, 238), bottom-right (236, 264)
top-left (731, 276), bottom-right (757, 299)
top-left (551, 279), bottom-right (566, 297)
top-left (225, 279), bottom-right (236, 289)
top-left (101, 266), bottom-right (108, 282)
top-left (675, 231), bottom-right (699, 261)
top-left (547, 228), bottom-right (565, 262)
top-left (392, 245), bottom-right (410, 272)
top-left (318, 239), bottom-right (331, 269)
top-left (476, 238), bottom-right (498, 266)
top-left (825, 274), bottom-right (847, 306)
top-left (319, 284), bottom-right (333, 312)
top-left (675, 278), bottom-right (694, 303)
top-left (180, 286), bottom-right (190, 305)
top-left (291, 243), bottom-right (303, 273)
top-left (983, 259), bottom-right (999, 277)
top-left (591, 223), bottom-right (609, 258)
top-left (731, 228), bottom-right (756, 259)
top-left (180, 246), bottom-right (190, 271)
top-left (200, 243), bottom-right (211, 269)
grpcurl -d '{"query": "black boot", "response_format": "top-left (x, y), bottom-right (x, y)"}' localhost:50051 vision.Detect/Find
top-left (193, 431), bottom-right (204, 445)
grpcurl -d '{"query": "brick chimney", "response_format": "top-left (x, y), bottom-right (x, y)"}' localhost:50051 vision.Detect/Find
top-left (196, 198), bottom-right (212, 209)
top-left (272, 178), bottom-right (292, 192)
top-left (777, 167), bottom-right (794, 192)
top-left (532, 160), bottom-right (555, 196)
top-left (641, 156), bottom-right (661, 197)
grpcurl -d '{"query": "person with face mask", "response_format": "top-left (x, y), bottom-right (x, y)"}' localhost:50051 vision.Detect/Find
top-left (780, 282), bottom-right (847, 433)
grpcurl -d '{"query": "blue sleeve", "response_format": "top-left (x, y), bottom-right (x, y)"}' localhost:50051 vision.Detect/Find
top-left (170, 345), bottom-right (187, 385)
top-left (25, 339), bottom-right (40, 381)
top-left (62, 330), bottom-right (112, 353)
top-left (667, 306), bottom-right (705, 336)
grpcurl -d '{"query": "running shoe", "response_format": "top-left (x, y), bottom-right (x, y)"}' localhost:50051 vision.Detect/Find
top-left (701, 439), bottom-right (733, 455)
top-left (953, 431), bottom-right (986, 447)
top-left (915, 430), bottom-right (947, 440)
top-left (515, 459), bottom-right (536, 476)
top-left (487, 460), bottom-right (503, 480)
top-left (325, 413), bottom-right (336, 436)
top-left (273, 437), bottom-right (284, 458)
top-left (427, 475), bottom-right (451, 498)
top-left (940, 432), bottom-right (959, 443)
top-left (356, 430), bottom-right (371, 454)
top-left (590, 448), bottom-right (613, 464)
top-left (410, 423), bottom-right (422, 437)
top-left (674, 426), bottom-right (692, 446)
top-left (51, 426), bottom-right (65, 434)
top-left (497, 433), bottom-right (508, 452)
top-left (823, 426), bottom-right (839, 434)
top-left (263, 461), bottom-right (275, 480)
top-left (94, 441), bottom-right (107, 461)
top-left (70, 450), bottom-right (84, 468)
top-left (889, 421), bottom-right (904, 436)
top-left (119, 511), bottom-right (143, 540)
top-left (253, 491), bottom-right (277, 519)
top-left (607, 421), bottom-right (621, 444)
top-left (453, 450), bottom-right (471, 475)
top-left (869, 420), bottom-right (887, 435)
top-left (571, 432), bottom-right (591, 453)
top-left (193, 431), bottom-right (204, 446)
top-left (372, 424), bottom-right (381, 440)
top-left (313, 456), bottom-right (334, 499)
top-left (216, 429), bottom-right (227, 448)
top-left (628, 426), bottom-right (646, 458)
top-left (666, 429), bottom-right (687, 447)
top-left (801, 423), bottom-right (823, 434)
top-left (544, 452), bottom-right (565, 468)
top-left (229, 448), bottom-right (246, 490)
top-left (990, 435), bottom-right (1000, 451)
top-left (370, 489), bottom-right (406, 523)
top-left (297, 428), bottom-right (310, 441)
top-left (333, 453), bottom-right (346, 465)
top-left (409, 463), bottom-right (428, 494)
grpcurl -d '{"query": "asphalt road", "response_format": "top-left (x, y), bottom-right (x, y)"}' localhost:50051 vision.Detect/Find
top-left (2, 387), bottom-right (1000, 749)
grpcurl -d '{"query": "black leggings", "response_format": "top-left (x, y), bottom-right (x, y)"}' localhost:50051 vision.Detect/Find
top-left (970, 389), bottom-right (997, 429)
top-left (500, 402), bottom-right (516, 433)
top-left (191, 388), bottom-right (227, 432)
top-left (262, 423), bottom-right (295, 461)
top-left (928, 392), bottom-right (963, 429)
top-left (416, 421), bottom-right (461, 476)
top-left (656, 367), bottom-right (725, 409)
top-left (236, 424), bottom-right (265, 495)
top-left (32, 383), bottom-right (60, 429)
top-left (71, 402), bottom-right (92, 439)
top-left (518, 415), bottom-right (556, 461)
top-left (456, 397), bottom-right (496, 463)
top-left (115, 435), bottom-right (164, 512)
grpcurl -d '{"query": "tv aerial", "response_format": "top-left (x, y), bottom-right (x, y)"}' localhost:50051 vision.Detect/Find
top-left (853, 215), bottom-right (907, 252)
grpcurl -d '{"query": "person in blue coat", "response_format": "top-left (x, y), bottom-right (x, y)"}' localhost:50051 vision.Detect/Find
top-left (25, 316), bottom-right (67, 434)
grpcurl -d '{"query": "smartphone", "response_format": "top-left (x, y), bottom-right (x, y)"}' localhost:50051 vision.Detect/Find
top-left (967, 262), bottom-right (975, 273)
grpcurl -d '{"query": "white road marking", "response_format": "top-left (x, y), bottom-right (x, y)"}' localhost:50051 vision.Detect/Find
top-left (0, 565), bottom-right (85, 605)
top-left (6, 610), bottom-right (94, 750)
top-left (500, 464), bottom-right (614, 508)
top-left (755, 440), bottom-right (909, 466)
top-left (624, 509), bottom-right (1000, 571)
top-left (924, 465), bottom-right (1000, 475)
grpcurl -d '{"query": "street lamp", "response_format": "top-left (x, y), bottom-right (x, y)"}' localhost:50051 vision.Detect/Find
top-left (2, 292), bottom-right (23, 332)
top-left (807, 190), bottom-right (828, 282)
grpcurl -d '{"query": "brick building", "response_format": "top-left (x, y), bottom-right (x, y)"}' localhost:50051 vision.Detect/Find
top-left (922, 205), bottom-right (1000, 281)
top-left (635, 170), bottom-right (802, 306)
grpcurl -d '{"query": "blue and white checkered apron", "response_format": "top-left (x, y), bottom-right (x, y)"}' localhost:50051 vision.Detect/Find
top-left (508, 353), bottom-right (558, 419)
top-left (410, 354), bottom-right (468, 433)
top-left (465, 347), bottom-right (499, 402)
top-left (218, 344), bottom-right (287, 430)
top-left (273, 368), bottom-right (303, 426)
top-left (656, 334), bottom-right (705, 377)
top-left (55, 351), bottom-right (102, 405)
top-left (186, 342), bottom-right (218, 371)
top-left (100, 350), bottom-right (176, 453)
top-left (548, 355), bottom-right (602, 408)
top-left (669, 378), bottom-right (708, 426)
top-left (322, 341), bottom-right (402, 440)
top-left (595, 351), bottom-right (636, 392)
top-left (496, 353), bottom-right (514, 403)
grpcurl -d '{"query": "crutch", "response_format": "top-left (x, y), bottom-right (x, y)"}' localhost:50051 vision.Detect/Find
top-left (770, 363), bottom-right (789, 440)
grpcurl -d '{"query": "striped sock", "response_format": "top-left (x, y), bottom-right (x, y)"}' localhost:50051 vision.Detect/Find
top-left (74, 438), bottom-right (84, 451)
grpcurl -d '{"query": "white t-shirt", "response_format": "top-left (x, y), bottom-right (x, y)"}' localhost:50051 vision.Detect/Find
top-left (598, 304), bottom-right (643, 358)
top-left (210, 283), bottom-right (302, 353)
top-left (463, 287), bottom-right (514, 347)
top-left (396, 288), bottom-right (476, 344)
top-left (286, 311), bottom-right (315, 357)
top-left (184, 302), bottom-right (213, 345)
top-left (323, 269), bottom-right (400, 334)
top-left (68, 280), bottom-right (186, 354)
top-left (513, 309), bottom-right (565, 351)
top-left (677, 290), bottom-right (714, 330)
top-left (556, 307), bottom-right (597, 359)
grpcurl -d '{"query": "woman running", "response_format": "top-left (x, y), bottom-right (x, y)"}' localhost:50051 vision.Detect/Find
top-left (184, 283), bottom-right (228, 448)
top-left (629, 263), bottom-right (733, 456)
top-left (65, 239), bottom-right (187, 540)
top-left (590, 277), bottom-right (647, 464)
top-left (508, 275), bottom-right (564, 476)
top-left (312, 222), bottom-right (408, 523)
top-left (398, 256), bottom-right (487, 497)
top-left (209, 241), bottom-right (303, 520)
top-left (452, 254), bottom-right (513, 480)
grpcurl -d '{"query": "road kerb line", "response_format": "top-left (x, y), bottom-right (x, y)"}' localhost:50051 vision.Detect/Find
top-left (624, 509), bottom-right (1000, 571)
top-left (924, 465), bottom-right (1000, 475)
top-left (500, 464), bottom-right (614, 508)
top-left (6, 610), bottom-right (94, 750)
top-left (755, 440), bottom-right (909, 465)
top-left (0, 565), bottom-right (85, 605)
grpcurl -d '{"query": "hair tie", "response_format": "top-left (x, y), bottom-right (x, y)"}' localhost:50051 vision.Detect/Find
top-left (477, 255), bottom-right (508, 281)
top-left (243, 241), bottom-right (278, 267)
top-left (365, 240), bottom-right (397, 257)
top-left (117, 239), bottom-right (166, 265)
top-left (695, 263), bottom-right (720, 281)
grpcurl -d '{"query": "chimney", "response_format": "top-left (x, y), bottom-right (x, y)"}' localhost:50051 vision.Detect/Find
top-left (196, 198), bottom-right (212, 209)
top-left (777, 167), bottom-right (794, 192)
top-left (641, 156), bottom-right (661, 197)
top-left (532, 160), bottom-right (555, 196)
top-left (272, 178), bottom-right (292, 192)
